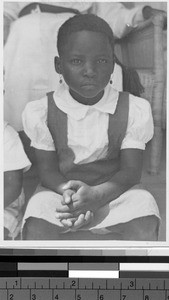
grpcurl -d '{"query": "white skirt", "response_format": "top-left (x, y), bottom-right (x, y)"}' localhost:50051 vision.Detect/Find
top-left (22, 186), bottom-right (160, 235)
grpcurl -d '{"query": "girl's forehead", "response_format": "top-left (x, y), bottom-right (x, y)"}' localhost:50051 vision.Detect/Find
top-left (62, 30), bottom-right (113, 53)
top-left (68, 30), bottom-right (109, 41)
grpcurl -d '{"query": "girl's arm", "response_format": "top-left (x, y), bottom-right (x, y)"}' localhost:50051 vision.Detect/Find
top-left (4, 170), bottom-right (23, 207)
top-left (94, 148), bottom-right (143, 206)
top-left (35, 148), bottom-right (94, 228)
top-left (35, 148), bottom-right (68, 195)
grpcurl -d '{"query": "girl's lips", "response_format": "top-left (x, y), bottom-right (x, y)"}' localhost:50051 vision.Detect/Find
top-left (81, 85), bottom-right (97, 91)
top-left (81, 83), bottom-right (96, 87)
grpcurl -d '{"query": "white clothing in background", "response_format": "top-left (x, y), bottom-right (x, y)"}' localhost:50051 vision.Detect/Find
top-left (4, 122), bottom-right (31, 172)
top-left (93, 2), bottom-right (145, 38)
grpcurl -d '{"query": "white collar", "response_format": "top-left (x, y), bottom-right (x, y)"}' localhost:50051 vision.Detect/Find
top-left (53, 83), bottom-right (119, 120)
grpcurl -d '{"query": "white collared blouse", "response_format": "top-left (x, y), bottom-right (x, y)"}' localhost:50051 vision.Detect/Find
top-left (22, 84), bottom-right (154, 165)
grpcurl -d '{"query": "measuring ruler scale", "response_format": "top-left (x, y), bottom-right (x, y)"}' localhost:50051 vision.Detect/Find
top-left (0, 278), bottom-right (169, 300)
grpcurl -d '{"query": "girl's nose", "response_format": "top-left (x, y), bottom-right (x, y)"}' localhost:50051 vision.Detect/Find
top-left (83, 61), bottom-right (96, 77)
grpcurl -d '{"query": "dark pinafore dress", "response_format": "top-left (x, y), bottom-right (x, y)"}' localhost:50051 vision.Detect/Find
top-left (47, 91), bottom-right (129, 185)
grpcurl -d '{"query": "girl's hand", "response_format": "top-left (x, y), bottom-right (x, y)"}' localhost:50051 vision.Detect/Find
top-left (56, 182), bottom-right (96, 229)
top-left (72, 210), bottom-right (94, 231)
top-left (60, 210), bottom-right (94, 231)
top-left (55, 189), bottom-right (74, 220)
top-left (55, 189), bottom-right (75, 220)
top-left (62, 180), bottom-right (101, 216)
top-left (55, 188), bottom-right (93, 229)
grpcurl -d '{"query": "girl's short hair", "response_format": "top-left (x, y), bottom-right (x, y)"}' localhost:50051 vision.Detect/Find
top-left (57, 14), bottom-right (114, 56)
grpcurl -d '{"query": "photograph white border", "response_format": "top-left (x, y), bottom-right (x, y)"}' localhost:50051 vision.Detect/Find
top-left (1, 0), bottom-right (168, 251)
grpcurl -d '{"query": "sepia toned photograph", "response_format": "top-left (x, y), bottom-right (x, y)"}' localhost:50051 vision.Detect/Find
top-left (3, 1), bottom-right (167, 245)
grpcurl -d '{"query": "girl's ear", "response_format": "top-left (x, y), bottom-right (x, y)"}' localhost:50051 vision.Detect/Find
top-left (54, 56), bottom-right (62, 74)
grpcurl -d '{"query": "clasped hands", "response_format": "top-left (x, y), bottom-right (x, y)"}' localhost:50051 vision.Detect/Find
top-left (55, 180), bottom-right (99, 231)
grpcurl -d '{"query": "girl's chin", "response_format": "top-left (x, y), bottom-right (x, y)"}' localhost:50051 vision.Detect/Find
top-left (70, 89), bottom-right (104, 104)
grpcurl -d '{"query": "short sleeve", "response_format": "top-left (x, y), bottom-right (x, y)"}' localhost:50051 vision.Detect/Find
top-left (22, 98), bottom-right (55, 151)
top-left (121, 94), bottom-right (154, 150)
top-left (4, 122), bottom-right (31, 172)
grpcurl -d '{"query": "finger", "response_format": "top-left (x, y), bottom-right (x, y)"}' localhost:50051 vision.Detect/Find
top-left (60, 217), bottom-right (79, 229)
top-left (67, 217), bottom-right (78, 223)
top-left (72, 211), bottom-right (93, 230)
top-left (71, 190), bottom-right (86, 204)
top-left (71, 193), bottom-right (79, 202)
top-left (64, 196), bottom-right (72, 205)
top-left (55, 212), bottom-right (73, 219)
top-left (62, 180), bottom-right (82, 191)
top-left (84, 211), bottom-right (93, 223)
top-left (62, 195), bottom-right (80, 213)
top-left (73, 214), bottom-right (85, 229)
top-left (61, 195), bottom-right (71, 205)
top-left (60, 219), bottom-right (73, 228)
top-left (56, 205), bottom-right (71, 213)
top-left (62, 190), bottom-right (74, 205)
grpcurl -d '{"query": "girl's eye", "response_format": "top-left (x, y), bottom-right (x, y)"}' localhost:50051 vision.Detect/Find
top-left (71, 59), bottom-right (82, 64)
top-left (97, 59), bottom-right (107, 63)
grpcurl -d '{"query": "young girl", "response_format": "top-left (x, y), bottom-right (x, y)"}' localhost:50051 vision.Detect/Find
top-left (22, 14), bottom-right (160, 240)
top-left (4, 2), bottom-right (155, 131)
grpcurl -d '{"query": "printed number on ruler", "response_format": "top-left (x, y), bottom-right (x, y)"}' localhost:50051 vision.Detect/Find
top-left (0, 278), bottom-right (169, 300)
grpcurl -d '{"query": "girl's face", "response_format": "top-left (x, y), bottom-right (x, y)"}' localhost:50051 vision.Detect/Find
top-left (56, 30), bottom-right (114, 105)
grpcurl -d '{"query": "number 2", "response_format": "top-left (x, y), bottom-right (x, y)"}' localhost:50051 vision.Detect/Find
top-left (72, 280), bottom-right (76, 287)
top-left (9, 294), bottom-right (14, 300)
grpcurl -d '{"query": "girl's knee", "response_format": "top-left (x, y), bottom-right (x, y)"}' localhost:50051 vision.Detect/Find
top-left (22, 217), bottom-right (44, 240)
top-left (129, 215), bottom-right (159, 241)
top-left (23, 217), bottom-right (62, 240)
top-left (142, 215), bottom-right (159, 241)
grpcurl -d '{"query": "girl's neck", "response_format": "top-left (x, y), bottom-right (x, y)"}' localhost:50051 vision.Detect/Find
top-left (69, 89), bottom-right (105, 105)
